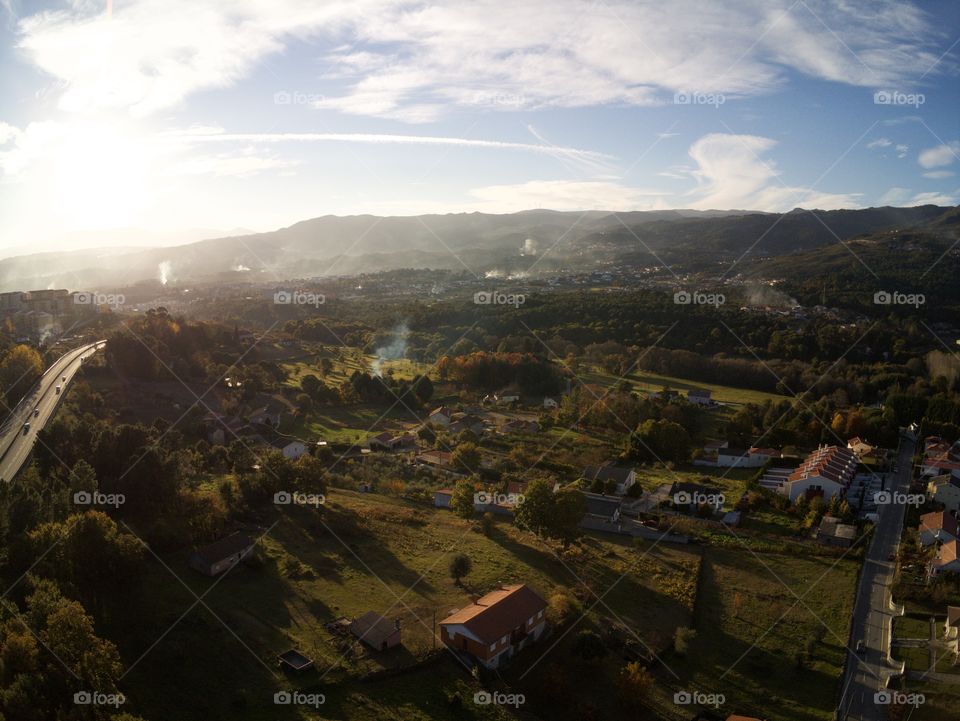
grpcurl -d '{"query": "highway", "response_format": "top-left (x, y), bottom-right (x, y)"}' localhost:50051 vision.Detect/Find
top-left (837, 431), bottom-right (917, 721)
top-left (0, 341), bottom-right (105, 482)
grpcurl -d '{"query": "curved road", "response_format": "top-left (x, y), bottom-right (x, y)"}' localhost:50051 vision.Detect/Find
top-left (837, 431), bottom-right (917, 720)
top-left (0, 341), bottom-right (105, 482)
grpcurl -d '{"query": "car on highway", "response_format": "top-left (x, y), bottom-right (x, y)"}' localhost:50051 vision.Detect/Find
top-left (55, 385), bottom-right (61, 394)
top-left (22, 422), bottom-right (29, 434)
top-left (62, 375), bottom-right (66, 382)
top-left (855, 640), bottom-right (865, 654)
top-left (33, 407), bottom-right (39, 417)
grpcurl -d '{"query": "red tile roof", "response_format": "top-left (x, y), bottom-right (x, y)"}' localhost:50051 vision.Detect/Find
top-left (440, 584), bottom-right (546, 644)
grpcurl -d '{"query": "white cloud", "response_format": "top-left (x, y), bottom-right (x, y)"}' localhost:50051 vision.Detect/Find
top-left (896, 144), bottom-right (909, 158)
top-left (878, 186), bottom-right (956, 206)
top-left (11, 0), bottom-right (950, 119)
top-left (867, 138), bottom-right (892, 149)
top-left (918, 141), bottom-right (960, 168)
top-left (164, 128), bottom-right (616, 172)
top-left (923, 170), bottom-right (954, 179)
top-left (467, 180), bottom-right (670, 212)
top-left (682, 133), bottom-right (861, 211)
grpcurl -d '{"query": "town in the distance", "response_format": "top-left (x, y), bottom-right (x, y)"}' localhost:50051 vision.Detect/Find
top-left (0, 200), bottom-right (955, 721)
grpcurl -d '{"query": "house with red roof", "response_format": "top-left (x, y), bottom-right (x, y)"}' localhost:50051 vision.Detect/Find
top-left (780, 445), bottom-right (858, 502)
top-left (919, 511), bottom-right (960, 547)
top-left (439, 584), bottom-right (548, 668)
top-left (929, 540), bottom-right (960, 577)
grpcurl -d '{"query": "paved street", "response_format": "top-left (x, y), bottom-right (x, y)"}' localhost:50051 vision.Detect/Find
top-left (0, 341), bottom-right (104, 482)
top-left (838, 432), bottom-right (917, 721)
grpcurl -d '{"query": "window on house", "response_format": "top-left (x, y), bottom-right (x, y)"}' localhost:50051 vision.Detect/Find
top-left (489, 643), bottom-right (496, 652)
top-left (501, 635), bottom-right (508, 644)
top-left (537, 610), bottom-right (543, 618)
top-left (528, 616), bottom-right (534, 625)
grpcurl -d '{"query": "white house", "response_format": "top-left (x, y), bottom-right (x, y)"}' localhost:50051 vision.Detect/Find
top-left (268, 437), bottom-right (308, 460)
top-left (929, 474), bottom-right (960, 514)
top-left (780, 445), bottom-right (858, 502)
top-left (716, 446), bottom-right (777, 468)
top-left (543, 397), bottom-right (558, 409)
top-left (687, 389), bottom-right (712, 406)
top-left (919, 510), bottom-right (960, 547)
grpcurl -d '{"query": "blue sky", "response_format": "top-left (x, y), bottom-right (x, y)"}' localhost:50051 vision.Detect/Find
top-left (0, 0), bottom-right (957, 252)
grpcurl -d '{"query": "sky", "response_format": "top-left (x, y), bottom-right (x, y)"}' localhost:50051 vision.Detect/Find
top-left (0, 0), bottom-right (958, 252)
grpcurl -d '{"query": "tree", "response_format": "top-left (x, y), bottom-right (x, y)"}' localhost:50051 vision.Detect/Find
top-left (629, 419), bottom-right (691, 464)
top-left (547, 590), bottom-right (582, 625)
top-left (450, 479), bottom-right (476, 519)
top-left (0, 345), bottom-right (43, 406)
top-left (451, 443), bottom-right (481, 474)
top-left (616, 661), bottom-right (653, 704)
top-left (412, 374), bottom-right (434, 404)
top-left (572, 630), bottom-right (607, 662)
top-left (550, 488), bottom-right (587, 547)
top-left (480, 512), bottom-right (495, 536)
top-left (513, 477), bottom-right (556, 537)
top-left (449, 553), bottom-right (471, 584)
top-left (673, 626), bottom-right (696, 656)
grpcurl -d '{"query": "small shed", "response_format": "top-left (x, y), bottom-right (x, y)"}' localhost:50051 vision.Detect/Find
top-left (434, 489), bottom-right (453, 508)
top-left (350, 612), bottom-right (401, 651)
top-left (189, 533), bottom-right (255, 577)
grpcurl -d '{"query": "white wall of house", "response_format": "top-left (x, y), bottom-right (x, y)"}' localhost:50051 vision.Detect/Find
top-left (784, 475), bottom-right (844, 502)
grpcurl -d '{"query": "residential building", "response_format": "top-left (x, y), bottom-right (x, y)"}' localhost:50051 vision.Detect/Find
top-left (716, 446), bottom-right (777, 468)
top-left (428, 406), bottom-right (454, 427)
top-left (929, 540), bottom-right (960, 576)
top-left (847, 437), bottom-right (876, 459)
top-left (581, 462), bottom-right (636, 495)
top-left (919, 511), bottom-right (960, 547)
top-left (687, 389), bottom-right (712, 405)
top-left (189, 533), bottom-right (255, 576)
top-left (779, 446), bottom-right (858, 502)
top-left (921, 437), bottom-right (960, 479)
top-left (433, 489), bottom-right (453, 508)
top-left (439, 584), bottom-right (548, 669)
top-left (816, 516), bottom-right (857, 548)
top-left (269, 437), bottom-right (308, 460)
top-left (929, 474), bottom-right (960, 513)
top-left (543, 397), bottom-right (558, 409)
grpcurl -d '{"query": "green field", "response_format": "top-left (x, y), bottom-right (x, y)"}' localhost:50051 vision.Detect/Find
top-left (672, 548), bottom-right (859, 721)
top-left (581, 366), bottom-right (790, 406)
top-left (118, 489), bottom-right (699, 721)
